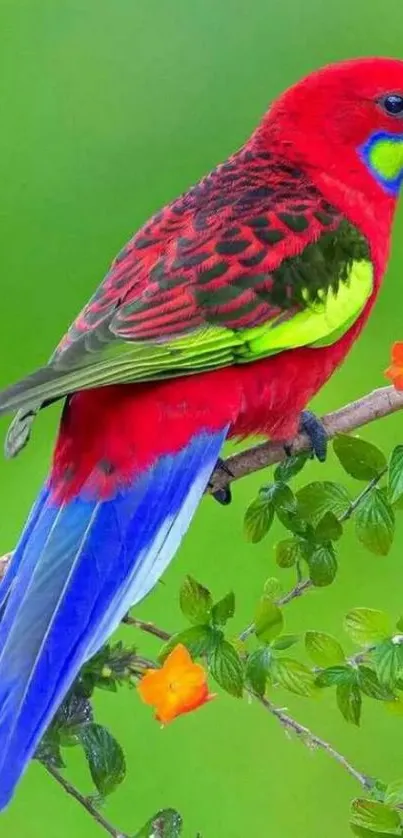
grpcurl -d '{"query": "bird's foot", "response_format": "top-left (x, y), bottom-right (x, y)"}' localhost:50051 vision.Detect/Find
top-left (208, 457), bottom-right (233, 505)
top-left (284, 410), bottom-right (328, 463)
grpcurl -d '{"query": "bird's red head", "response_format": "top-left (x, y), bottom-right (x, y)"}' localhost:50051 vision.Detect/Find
top-left (258, 57), bottom-right (403, 202)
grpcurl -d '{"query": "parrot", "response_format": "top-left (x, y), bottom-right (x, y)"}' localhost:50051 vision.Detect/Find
top-left (0, 55), bottom-right (403, 808)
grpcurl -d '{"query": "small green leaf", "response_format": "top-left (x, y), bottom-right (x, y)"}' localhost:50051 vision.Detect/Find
top-left (388, 445), bottom-right (403, 505)
top-left (357, 666), bottom-right (396, 700)
top-left (306, 543), bottom-right (337, 587)
top-left (385, 779), bottom-right (403, 807)
top-left (263, 577), bottom-right (283, 600)
top-left (305, 631), bottom-right (345, 667)
top-left (275, 505), bottom-right (313, 537)
top-left (272, 634), bottom-right (299, 651)
top-left (344, 608), bottom-right (392, 646)
top-left (134, 808), bottom-right (183, 837)
top-left (355, 489), bottom-right (395, 556)
top-left (274, 452), bottom-right (309, 483)
top-left (179, 576), bottom-right (212, 625)
top-left (373, 639), bottom-right (403, 688)
top-left (244, 494), bottom-right (275, 543)
top-left (245, 648), bottom-right (272, 696)
top-left (254, 599), bottom-right (284, 644)
top-left (337, 681), bottom-right (362, 725)
top-left (272, 658), bottom-right (317, 697)
top-left (211, 592), bottom-right (235, 626)
top-left (159, 625), bottom-right (217, 662)
top-left (208, 640), bottom-right (244, 697)
top-left (35, 736), bottom-right (65, 770)
top-left (271, 482), bottom-right (297, 512)
top-left (297, 481), bottom-right (351, 525)
top-left (351, 799), bottom-right (402, 835)
top-left (316, 665), bottom-right (354, 688)
top-left (333, 434), bottom-right (387, 481)
top-left (314, 511), bottom-right (343, 543)
top-left (396, 616), bottom-right (403, 632)
top-left (79, 724), bottom-right (126, 797)
top-left (275, 538), bottom-right (302, 568)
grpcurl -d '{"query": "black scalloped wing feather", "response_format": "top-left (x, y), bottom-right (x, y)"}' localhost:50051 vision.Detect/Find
top-left (53, 149), bottom-right (353, 368)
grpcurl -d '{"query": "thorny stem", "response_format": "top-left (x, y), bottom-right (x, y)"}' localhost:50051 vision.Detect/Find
top-left (254, 694), bottom-right (372, 789)
top-left (46, 764), bottom-right (129, 838)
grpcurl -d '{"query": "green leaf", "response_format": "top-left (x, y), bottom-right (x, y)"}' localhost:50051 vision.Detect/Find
top-left (389, 445), bottom-right (403, 505)
top-left (271, 482), bottom-right (298, 512)
top-left (333, 434), bottom-right (387, 481)
top-left (351, 799), bottom-right (402, 835)
top-left (373, 639), bottom-right (403, 688)
top-left (79, 724), bottom-right (126, 797)
top-left (159, 625), bottom-right (217, 662)
top-left (245, 648), bottom-right (272, 696)
top-left (272, 658), bottom-right (317, 697)
top-left (337, 681), bottom-right (362, 725)
top-left (244, 493), bottom-right (275, 543)
top-left (208, 640), bottom-right (244, 697)
top-left (344, 608), bottom-right (392, 646)
top-left (275, 505), bottom-right (313, 537)
top-left (211, 591), bottom-right (235, 626)
top-left (179, 576), bottom-right (212, 625)
top-left (263, 577), bottom-right (283, 601)
top-left (355, 488), bottom-right (395, 556)
top-left (357, 666), bottom-right (396, 700)
top-left (316, 665), bottom-right (354, 688)
top-left (314, 511), bottom-right (343, 543)
top-left (254, 598), bottom-right (284, 644)
top-left (35, 736), bottom-right (65, 770)
top-left (272, 634), bottom-right (299, 651)
top-left (305, 631), bottom-right (345, 667)
top-left (274, 452), bottom-right (309, 483)
top-left (297, 481), bottom-right (351, 525)
top-left (306, 543), bottom-right (338, 587)
top-left (385, 779), bottom-right (403, 807)
top-left (351, 828), bottom-right (401, 838)
top-left (275, 538), bottom-right (302, 568)
top-left (134, 808), bottom-right (183, 837)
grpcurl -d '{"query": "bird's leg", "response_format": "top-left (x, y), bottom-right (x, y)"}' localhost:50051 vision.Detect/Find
top-left (284, 410), bottom-right (328, 463)
top-left (208, 457), bottom-right (233, 506)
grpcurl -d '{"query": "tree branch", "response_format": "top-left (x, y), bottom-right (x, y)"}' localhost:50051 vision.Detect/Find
top-left (254, 693), bottom-right (372, 789)
top-left (45, 764), bottom-right (129, 838)
top-left (208, 385), bottom-right (403, 494)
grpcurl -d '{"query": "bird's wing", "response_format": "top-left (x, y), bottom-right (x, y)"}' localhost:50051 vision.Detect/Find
top-left (0, 147), bottom-right (372, 417)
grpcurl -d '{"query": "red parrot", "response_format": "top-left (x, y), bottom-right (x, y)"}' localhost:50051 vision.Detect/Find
top-left (0, 56), bottom-right (402, 807)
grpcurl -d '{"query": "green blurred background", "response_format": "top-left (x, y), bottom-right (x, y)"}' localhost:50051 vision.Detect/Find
top-left (1, 1), bottom-right (403, 835)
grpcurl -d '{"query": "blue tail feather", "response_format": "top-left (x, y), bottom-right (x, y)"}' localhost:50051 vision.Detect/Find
top-left (0, 428), bottom-right (227, 808)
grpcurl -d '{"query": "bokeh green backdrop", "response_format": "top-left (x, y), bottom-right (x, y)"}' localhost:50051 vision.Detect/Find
top-left (1, 1), bottom-right (403, 836)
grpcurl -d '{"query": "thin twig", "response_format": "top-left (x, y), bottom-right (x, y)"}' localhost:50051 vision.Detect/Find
top-left (254, 693), bottom-right (372, 789)
top-left (340, 468), bottom-right (388, 521)
top-left (122, 615), bottom-right (171, 641)
top-left (46, 764), bottom-right (129, 838)
top-left (208, 385), bottom-right (403, 495)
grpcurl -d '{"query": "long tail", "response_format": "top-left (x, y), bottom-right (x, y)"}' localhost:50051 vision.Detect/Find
top-left (0, 427), bottom-right (227, 809)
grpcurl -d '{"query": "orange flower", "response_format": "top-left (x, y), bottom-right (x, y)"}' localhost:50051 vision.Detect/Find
top-left (137, 643), bottom-right (215, 724)
top-left (386, 342), bottom-right (403, 390)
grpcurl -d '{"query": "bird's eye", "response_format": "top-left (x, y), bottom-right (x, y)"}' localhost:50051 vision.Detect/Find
top-left (380, 94), bottom-right (403, 116)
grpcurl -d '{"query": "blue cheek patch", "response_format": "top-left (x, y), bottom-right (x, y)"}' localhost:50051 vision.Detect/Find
top-left (359, 131), bottom-right (403, 195)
